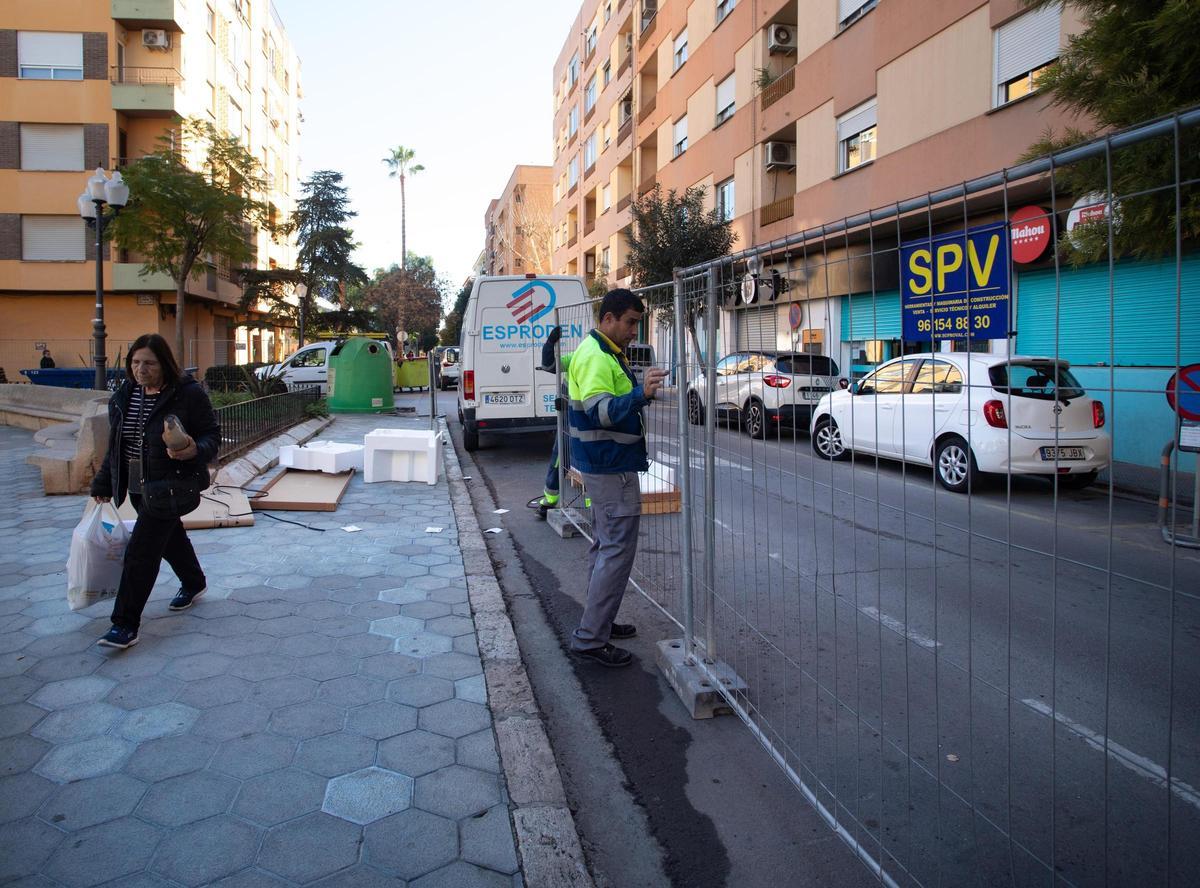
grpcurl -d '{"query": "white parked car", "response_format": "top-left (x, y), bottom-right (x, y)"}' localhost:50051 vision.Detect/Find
top-left (438, 347), bottom-right (461, 390)
top-left (809, 354), bottom-right (1111, 492)
top-left (686, 351), bottom-right (841, 438)
top-left (257, 339), bottom-right (394, 395)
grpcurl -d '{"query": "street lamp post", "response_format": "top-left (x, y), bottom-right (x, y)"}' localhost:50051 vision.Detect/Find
top-left (77, 167), bottom-right (130, 391)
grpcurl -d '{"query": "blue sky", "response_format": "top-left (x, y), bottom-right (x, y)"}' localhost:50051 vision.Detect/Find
top-left (271, 0), bottom-right (577, 294)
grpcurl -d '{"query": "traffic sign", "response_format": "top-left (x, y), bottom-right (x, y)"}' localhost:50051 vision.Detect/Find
top-left (1165, 364), bottom-right (1200, 422)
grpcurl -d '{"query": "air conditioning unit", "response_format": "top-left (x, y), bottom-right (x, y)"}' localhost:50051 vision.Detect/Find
top-left (768, 24), bottom-right (797, 55)
top-left (764, 141), bottom-right (796, 170)
top-left (142, 29), bottom-right (170, 49)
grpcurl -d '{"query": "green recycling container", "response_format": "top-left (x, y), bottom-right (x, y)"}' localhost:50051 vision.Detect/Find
top-left (327, 337), bottom-right (396, 413)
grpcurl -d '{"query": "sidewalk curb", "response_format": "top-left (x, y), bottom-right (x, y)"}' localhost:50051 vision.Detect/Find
top-left (441, 419), bottom-right (595, 888)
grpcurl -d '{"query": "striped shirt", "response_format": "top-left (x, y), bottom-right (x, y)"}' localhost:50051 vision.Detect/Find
top-left (120, 386), bottom-right (160, 464)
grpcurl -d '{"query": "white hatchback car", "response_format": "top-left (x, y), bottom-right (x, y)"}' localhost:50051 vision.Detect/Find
top-left (809, 354), bottom-right (1111, 492)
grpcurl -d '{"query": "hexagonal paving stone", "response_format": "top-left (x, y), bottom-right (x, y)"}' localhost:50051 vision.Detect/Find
top-left (44, 816), bottom-right (161, 887)
top-left (257, 812), bottom-right (362, 884)
top-left (163, 652), bottom-right (235, 681)
top-left (0, 771), bottom-right (56, 824)
top-left (30, 675), bottom-right (115, 711)
top-left (211, 732), bottom-right (297, 779)
top-left (123, 733), bottom-right (217, 782)
top-left (191, 701), bottom-right (271, 741)
top-left (425, 615), bottom-right (475, 638)
top-left (363, 807), bottom-right (458, 880)
top-left (0, 816), bottom-right (64, 882)
top-left (410, 861), bottom-right (511, 888)
top-left (378, 730), bottom-right (455, 778)
top-left (35, 735), bottom-right (134, 783)
top-left (31, 702), bottom-right (122, 744)
top-left (413, 765), bottom-right (502, 820)
top-left (295, 731), bottom-right (376, 777)
top-left (455, 674), bottom-right (487, 704)
top-left (269, 701), bottom-right (345, 738)
top-left (461, 803), bottom-right (519, 874)
top-left (368, 615), bottom-right (424, 639)
top-left (210, 867), bottom-right (293, 888)
top-left (197, 615), bottom-right (261, 637)
top-left (266, 575), bottom-right (311, 591)
top-left (294, 652), bottom-right (359, 681)
top-left (346, 701), bottom-right (418, 740)
top-left (387, 674), bottom-right (454, 708)
top-left (95, 651), bottom-right (169, 681)
top-left (1, 733), bottom-right (51, 776)
top-left (175, 674), bottom-right (253, 709)
top-left (28, 651), bottom-right (106, 682)
top-left (316, 674), bottom-right (386, 707)
top-left (247, 675), bottom-right (318, 707)
top-left (274, 633), bottom-right (336, 657)
top-left (152, 814), bottom-right (260, 887)
top-left (136, 769), bottom-right (240, 827)
top-left (233, 767), bottom-right (327, 826)
top-left (321, 766), bottom-right (413, 825)
top-left (117, 702), bottom-right (199, 742)
top-left (297, 601), bottom-right (350, 621)
top-left (230, 653), bottom-right (296, 681)
top-left (392, 632), bottom-right (454, 658)
top-left (105, 675), bottom-right (184, 710)
top-left (400, 600), bottom-right (453, 621)
top-left (456, 729), bottom-right (501, 774)
top-left (258, 616), bottom-right (318, 638)
top-left (209, 632), bottom-right (280, 658)
top-left (377, 586), bottom-right (427, 606)
top-left (422, 652), bottom-right (483, 681)
top-left (39, 773), bottom-right (147, 831)
top-left (348, 600), bottom-right (399, 621)
top-left (360, 652), bottom-right (424, 682)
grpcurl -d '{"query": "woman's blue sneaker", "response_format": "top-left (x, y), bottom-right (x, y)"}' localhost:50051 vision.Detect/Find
top-left (98, 626), bottom-right (138, 649)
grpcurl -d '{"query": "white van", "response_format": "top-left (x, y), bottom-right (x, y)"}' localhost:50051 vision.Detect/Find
top-left (259, 338), bottom-right (394, 394)
top-left (457, 275), bottom-right (590, 451)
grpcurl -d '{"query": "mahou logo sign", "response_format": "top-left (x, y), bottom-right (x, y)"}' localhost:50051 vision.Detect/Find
top-left (1009, 205), bottom-right (1052, 264)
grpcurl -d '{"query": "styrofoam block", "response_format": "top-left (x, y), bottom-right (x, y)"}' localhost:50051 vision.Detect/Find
top-left (280, 441), bottom-right (364, 474)
top-left (641, 460), bottom-right (675, 493)
top-left (364, 429), bottom-right (444, 485)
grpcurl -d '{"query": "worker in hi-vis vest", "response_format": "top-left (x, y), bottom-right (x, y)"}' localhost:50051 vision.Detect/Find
top-left (535, 326), bottom-right (573, 517)
top-left (566, 289), bottom-right (668, 668)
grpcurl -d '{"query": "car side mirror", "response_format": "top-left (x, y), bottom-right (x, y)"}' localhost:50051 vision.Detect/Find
top-left (838, 378), bottom-right (850, 390)
top-left (854, 382), bottom-right (872, 396)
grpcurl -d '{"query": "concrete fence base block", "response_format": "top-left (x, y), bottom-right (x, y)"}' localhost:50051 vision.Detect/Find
top-left (655, 639), bottom-right (745, 720)
top-left (511, 807), bottom-right (595, 888)
top-left (546, 507), bottom-right (583, 539)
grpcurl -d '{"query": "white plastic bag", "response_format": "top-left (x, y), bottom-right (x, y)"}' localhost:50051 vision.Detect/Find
top-left (66, 502), bottom-right (130, 611)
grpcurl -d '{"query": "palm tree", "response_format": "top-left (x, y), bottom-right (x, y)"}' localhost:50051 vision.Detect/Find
top-left (382, 146), bottom-right (424, 269)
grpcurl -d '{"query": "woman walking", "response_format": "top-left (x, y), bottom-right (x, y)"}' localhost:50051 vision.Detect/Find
top-left (90, 334), bottom-right (220, 649)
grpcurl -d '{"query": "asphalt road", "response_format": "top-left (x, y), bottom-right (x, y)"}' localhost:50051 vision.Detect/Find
top-left (438, 390), bottom-right (1200, 888)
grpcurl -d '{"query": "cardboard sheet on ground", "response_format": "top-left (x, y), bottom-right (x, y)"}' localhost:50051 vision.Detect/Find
top-left (251, 468), bottom-right (353, 512)
top-left (113, 487), bottom-right (255, 529)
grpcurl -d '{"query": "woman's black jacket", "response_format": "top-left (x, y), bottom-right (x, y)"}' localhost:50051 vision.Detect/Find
top-left (89, 375), bottom-right (221, 504)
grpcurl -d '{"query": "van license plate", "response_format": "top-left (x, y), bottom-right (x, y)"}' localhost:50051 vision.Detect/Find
top-left (1040, 447), bottom-right (1085, 461)
top-left (483, 392), bottom-right (527, 406)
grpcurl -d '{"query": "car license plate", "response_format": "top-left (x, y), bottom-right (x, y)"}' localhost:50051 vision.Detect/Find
top-left (483, 392), bottom-right (527, 406)
top-left (800, 388), bottom-right (828, 401)
top-left (1040, 446), bottom-right (1086, 461)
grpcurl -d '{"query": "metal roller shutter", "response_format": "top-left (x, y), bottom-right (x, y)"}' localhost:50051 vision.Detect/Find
top-left (19, 124), bottom-right (84, 171)
top-left (841, 291), bottom-right (902, 341)
top-left (22, 215), bottom-right (86, 261)
top-left (736, 306), bottom-right (779, 351)
top-left (995, 4), bottom-right (1061, 86)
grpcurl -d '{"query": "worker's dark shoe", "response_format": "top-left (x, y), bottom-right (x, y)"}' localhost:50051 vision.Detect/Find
top-left (98, 625), bottom-right (139, 649)
top-left (572, 643), bottom-right (632, 668)
top-left (610, 623), bottom-right (637, 640)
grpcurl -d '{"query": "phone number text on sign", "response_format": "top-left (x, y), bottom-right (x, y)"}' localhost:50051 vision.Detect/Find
top-left (900, 222), bottom-right (1011, 341)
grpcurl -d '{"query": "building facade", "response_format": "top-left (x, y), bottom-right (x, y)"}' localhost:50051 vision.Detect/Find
top-left (0, 0), bottom-right (302, 381)
top-left (549, 1), bottom-right (1200, 473)
top-left (483, 165), bottom-right (553, 277)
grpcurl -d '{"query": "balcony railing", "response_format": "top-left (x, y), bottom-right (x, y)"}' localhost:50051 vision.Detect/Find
top-left (110, 65), bottom-right (183, 85)
top-left (617, 193), bottom-right (632, 213)
top-left (618, 117), bottom-right (633, 145)
top-left (639, 176), bottom-right (657, 197)
top-left (615, 264), bottom-right (630, 280)
top-left (618, 54), bottom-right (632, 77)
top-left (760, 195), bottom-right (795, 226)
top-left (640, 11), bottom-right (658, 43)
top-left (568, 233), bottom-right (579, 248)
top-left (638, 93), bottom-right (657, 123)
top-left (584, 219), bottom-right (596, 236)
top-left (760, 66), bottom-right (796, 111)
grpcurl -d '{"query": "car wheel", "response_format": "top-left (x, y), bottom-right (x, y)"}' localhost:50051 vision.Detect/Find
top-left (812, 417), bottom-right (848, 460)
top-left (1058, 470), bottom-right (1098, 490)
top-left (743, 399), bottom-right (768, 439)
top-left (687, 391), bottom-right (705, 426)
top-left (463, 422), bottom-right (479, 452)
top-left (935, 436), bottom-right (977, 493)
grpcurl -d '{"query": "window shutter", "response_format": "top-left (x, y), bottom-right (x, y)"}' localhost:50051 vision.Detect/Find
top-left (716, 75), bottom-right (735, 112)
top-left (995, 4), bottom-right (1061, 85)
top-left (838, 0), bottom-right (869, 23)
top-left (837, 99), bottom-right (877, 141)
top-left (737, 307), bottom-right (778, 351)
top-left (17, 32), bottom-right (83, 68)
top-left (674, 116), bottom-right (688, 143)
top-left (22, 215), bottom-right (86, 260)
top-left (19, 124), bottom-right (85, 170)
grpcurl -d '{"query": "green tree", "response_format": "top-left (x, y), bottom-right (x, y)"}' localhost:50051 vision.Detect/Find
top-left (439, 277), bottom-right (473, 346)
top-left (1022, 0), bottom-right (1200, 264)
top-left (107, 118), bottom-right (266, 358)
top-left (626, 184), bottom-right (736, 361)
top-left (382, 146), bottom-right (424, 269)
top-left (363, 255), bottom-right (444, 351)
top-left (241, 170), bottom-right (368, 344)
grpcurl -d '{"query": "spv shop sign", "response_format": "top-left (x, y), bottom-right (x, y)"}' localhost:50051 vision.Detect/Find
top-left (900, 222), bottom-right (1010, 341)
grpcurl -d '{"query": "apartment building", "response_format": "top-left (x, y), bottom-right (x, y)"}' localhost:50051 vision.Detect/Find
top-left (0, 0), bottom-right (302, 380)
top-left (483, 165), bottom-right (554, 277)
top-left (551, 1), bottom-right (1088, 358)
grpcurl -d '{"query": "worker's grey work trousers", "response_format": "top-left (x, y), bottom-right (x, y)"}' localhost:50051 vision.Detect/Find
top-left (571, 471), bottom-right (642, 651)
